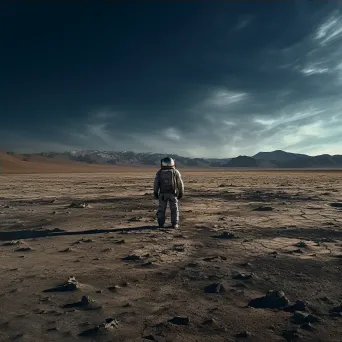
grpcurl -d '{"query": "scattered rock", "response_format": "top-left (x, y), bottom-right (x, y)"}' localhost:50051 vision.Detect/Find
top-left (115, 239), bottom-right (125, 244)
top-left (79, 317), bottom-right (119, 336)
top-left (69, 202), bottom-right (90, 209)
top-left (2, 240), bottom-right (22, 246)
top-left (233, 272), bottom-right (253, 280)
top-left (236, 330), bottom-right (252, 338)
top-left (74, 238), bottom-right (94, 244)
top-left (60, 248), bottom-right (74, 253)
top-left (248, 290), bottom-right (289, 309)
top-left (63, 296), bottom-right (102, 310)
top-left (122, 254), bottom-right (141, 261)
top-left (204, 283), bottom-right (226, 294)
top-left (128, 216), bottom-right (143, 222)
top-left (253, 206), bottom-right (274, 211)
top-left (43, 276), bottom-right (80, 292)
top-left (291, 311), bottom-right (319, 324)
top-left (168, 316), bottom-right (190, 325)
top-left (212, 232), bottom-right (235, 239)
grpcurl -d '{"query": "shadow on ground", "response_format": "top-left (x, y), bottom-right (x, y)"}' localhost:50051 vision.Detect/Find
top-left (0, 225), bottom-right (159, 241)
top-left (251, 226), bottom-right (342, 242)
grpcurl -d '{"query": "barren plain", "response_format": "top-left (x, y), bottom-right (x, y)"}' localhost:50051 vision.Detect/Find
top-left (0, 170), bottom-right (342, 342)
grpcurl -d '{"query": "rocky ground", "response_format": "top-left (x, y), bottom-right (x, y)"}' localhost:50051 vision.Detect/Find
top-left (0, 170), bottom-right (342, 342)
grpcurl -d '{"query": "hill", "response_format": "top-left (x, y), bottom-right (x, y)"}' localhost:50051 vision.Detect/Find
top-left (0, 151), bottom-right (142, 174)
top-left (1, 149), bottom-right (342, 173)
top-left (253, 150), bottom-right (309, 161)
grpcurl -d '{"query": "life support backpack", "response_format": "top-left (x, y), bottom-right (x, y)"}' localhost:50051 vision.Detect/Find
top-left (159, 168), bottom-right (176, 194)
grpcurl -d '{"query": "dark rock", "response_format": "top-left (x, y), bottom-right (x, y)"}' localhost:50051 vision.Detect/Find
top-left (202, 318), bottom-right (216, 325)
top-left (79, 318), bottom-right (119, 336)
top-left (204, 283), bottom-right (226, 294)
top-left (143, 335), bottom-right (156, 341)
top-left (63, 295), bottom-right (102, 310)
top-left (168, 316), bottom-right (190, 325)
top-left (15, 246), bottom-right (33, 252)
top-left (74, 238), bottom-right (94, 244)
top-left (291, 311), bottom-right (319, 324)
top-left (248, 290), bottom-right (289, 309)
top-left (330, 312), bottom-right (342, 318)
top-left (122, 254), bottom-right (141, 261)
top-left (69, 202), bottom-right (90, 208)
top-left (284, 300), bottom-right (307, 312)
top-left (60, 248), bottom-right (74, 253)
top-left (128, 216), bottom-right (143, 222)
top-left (242, 262), bottom-right (252, 267)
top-left (43, 276), bottom-right (80, 292)
top-left (330, 304), bottom-right (342, 313)
top-left (115, 239), bottom-right (125, 244)
top-left (301, 323), bottom-right (313, 331)
top-left (295, 241), bottom-right (308, 248)
top-left (108, 285), bottom-right (121, 292)
top-left (212, 232), bottom-right (235, 239)
top-left (233, 272), bottom-right (253, 280)
top-left (203, 255), bottom-right (227, 262)
top-left (253, 206), bottom-right (274, 211)
top-left (236, 330), bottom-right (252, 338)
top-left (330, 202), bottom-right (342, 208)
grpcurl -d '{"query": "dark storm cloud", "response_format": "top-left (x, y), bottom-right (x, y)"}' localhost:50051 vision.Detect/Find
top-left (1, 1), bottom-right (342, 156)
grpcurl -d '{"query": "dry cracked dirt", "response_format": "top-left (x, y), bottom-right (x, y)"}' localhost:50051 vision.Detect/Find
top-left (0, 170), bottom-right (342, 342)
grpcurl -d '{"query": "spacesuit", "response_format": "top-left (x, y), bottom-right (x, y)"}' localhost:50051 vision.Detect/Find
top-left (153, 157), bottom-right (184, 228)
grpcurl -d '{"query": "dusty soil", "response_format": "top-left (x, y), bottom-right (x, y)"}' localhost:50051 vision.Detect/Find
top-left (0, 171), bottom-right (342, 342)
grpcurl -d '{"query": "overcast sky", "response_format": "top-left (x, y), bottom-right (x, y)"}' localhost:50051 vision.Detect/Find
top-left (1, 1), bottom-right (342, 158)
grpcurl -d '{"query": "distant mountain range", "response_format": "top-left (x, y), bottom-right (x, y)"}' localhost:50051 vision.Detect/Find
top-left (5, 149), bottom-right (341, 169)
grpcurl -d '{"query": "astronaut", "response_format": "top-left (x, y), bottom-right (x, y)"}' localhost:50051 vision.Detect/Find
top-left (153, 157), bottom-right (184, 228)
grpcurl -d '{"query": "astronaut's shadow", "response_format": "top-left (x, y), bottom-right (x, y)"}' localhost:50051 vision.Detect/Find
top-left (0, 225), bottom-right (160, 242)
